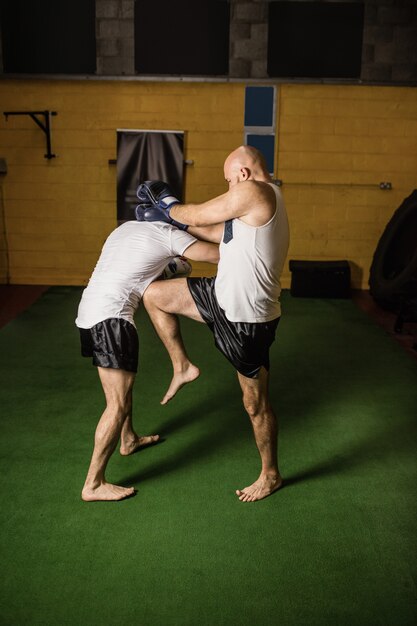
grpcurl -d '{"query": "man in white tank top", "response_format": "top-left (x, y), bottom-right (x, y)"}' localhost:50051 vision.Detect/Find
top-left (75, 221), bottom-right (219, 502)
top-left (138, 146), bottom-right (290, 503)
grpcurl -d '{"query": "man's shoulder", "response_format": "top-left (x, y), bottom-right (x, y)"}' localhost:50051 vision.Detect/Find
top-left (233, 180), bottom-right (277, 226)
top-left (241, 180), bottom-right (277, 208)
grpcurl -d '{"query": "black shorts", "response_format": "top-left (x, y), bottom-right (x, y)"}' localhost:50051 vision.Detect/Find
top-left (187, 277), bottom-right (280, 379)
top-left (79, 318), bottom-right (139, 373)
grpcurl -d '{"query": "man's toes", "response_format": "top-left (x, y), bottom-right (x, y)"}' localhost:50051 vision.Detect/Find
top-left (139, 434), bottom-right (160, 448)
top-left (143, 435), bottom-right (159, 444)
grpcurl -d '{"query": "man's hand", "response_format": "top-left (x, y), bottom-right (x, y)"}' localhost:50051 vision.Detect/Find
top-left (135, 181), bottom-right (188, 230)
top-left (135, 203), bottom-right (189, 231)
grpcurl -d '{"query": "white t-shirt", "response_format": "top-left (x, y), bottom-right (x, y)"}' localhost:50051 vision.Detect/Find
top-left (75, 221), bottom-right (196, 329)
top-left (215, 183), bottom-right (289, 323)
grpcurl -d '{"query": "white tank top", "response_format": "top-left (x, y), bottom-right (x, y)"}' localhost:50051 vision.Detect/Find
top-left (215, 183), bottom-right (289, 323)
top-left (75, 221), bottom-right (196, 329)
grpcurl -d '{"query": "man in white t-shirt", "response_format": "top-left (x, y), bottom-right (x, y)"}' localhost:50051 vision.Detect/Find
top-left (76, 221), bottom-right (219, 502)
top-left (136, 146), bottom-right (290, 503)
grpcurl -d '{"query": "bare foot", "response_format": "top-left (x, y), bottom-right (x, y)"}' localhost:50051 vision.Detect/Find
top-left (236, 474), bottom-right (283, 503)
top-left (161, 363), bottom-right (200, 405)
top-left (120, 434), bottom-right (160, 456)
top-left (82, 482), bottom-right (136, 502)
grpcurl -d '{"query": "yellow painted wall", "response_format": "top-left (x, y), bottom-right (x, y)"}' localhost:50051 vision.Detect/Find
top-left (0, 79), bottom-right (416, 289)
top-left (0, 80), bottom-right (243, 285)
top-left (278, 84), bottom-right (417, 288)
top-left (0, 175), bottom-right (8, 283)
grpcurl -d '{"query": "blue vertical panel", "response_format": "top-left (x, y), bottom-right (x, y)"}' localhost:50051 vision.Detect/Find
top-left (246, 134), bottom-right (275, 174)
top-left (244, 86), bottom-right (275, 127)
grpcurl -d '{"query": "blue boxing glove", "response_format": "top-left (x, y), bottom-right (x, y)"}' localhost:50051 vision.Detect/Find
top-left (135, 203), bottom-right (188, 231)
top-left (135, 203), bottom-right (152, 222)
top-left (136, 180), bottom-right (188, 230)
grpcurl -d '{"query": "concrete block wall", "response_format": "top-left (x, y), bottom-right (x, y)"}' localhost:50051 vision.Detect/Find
top-left (2, 0), bottom-right (416, 82)
top-left (229, 0), bottom-right (269, 79)
top-left (361, 0), bottom-right (417, 82)
top-left (96, 0), bottom-right (134, 76)
top-left (228, 0), bottom-right (417, 83)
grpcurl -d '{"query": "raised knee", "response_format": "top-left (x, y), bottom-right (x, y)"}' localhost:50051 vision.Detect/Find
top-left (143, 282), bottom-right (158, 307)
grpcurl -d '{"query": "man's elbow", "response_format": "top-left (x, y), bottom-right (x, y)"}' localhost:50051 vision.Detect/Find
top-left (210, 248), bottom-right (220, 264)
top-left (202, 245), bottom-right (219, 265)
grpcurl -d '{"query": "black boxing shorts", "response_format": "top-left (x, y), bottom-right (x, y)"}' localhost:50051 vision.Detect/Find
top-left (79, 318), bottom-right (139, 373)
top-left (187, 277), bottom-right (279, 379)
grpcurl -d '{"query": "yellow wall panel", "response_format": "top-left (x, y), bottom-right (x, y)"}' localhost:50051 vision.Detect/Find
top-left (290, 220), bottom-right (328, 240)
top-left (279, 83), bottom-right (417, 288)
top-left (298, 116), bottom-right (336, 135)
top-left (299, 152), bottom-right (353, 171)
top-left (327, 222), bottom-right (370, 241)
top-left (288, 238), bottom-right (312, 257)
top-left (334, 118), bottom-right (372, 136)
top-left (297, 187), bottom-right (335, 206)
top-left (309, 239), bottom-right (348, 257)
top-left (0, 79), bottom-right (246, 284)
top-left (367, 118), bottom-right (407, 137)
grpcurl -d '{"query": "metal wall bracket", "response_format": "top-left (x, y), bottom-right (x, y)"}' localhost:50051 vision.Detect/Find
top-left (3, 110), bottom-right (58, 159)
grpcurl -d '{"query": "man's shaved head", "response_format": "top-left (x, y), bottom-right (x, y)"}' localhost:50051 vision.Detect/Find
top-left (224, 145), bottom-right (270, 187)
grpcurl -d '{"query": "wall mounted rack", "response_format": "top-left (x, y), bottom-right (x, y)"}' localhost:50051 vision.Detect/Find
top-left (3, 110), bottom-right (57, 159)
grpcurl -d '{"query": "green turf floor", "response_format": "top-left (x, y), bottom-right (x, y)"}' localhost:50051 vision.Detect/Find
top-left (0, 287), bottom-right (416, 626)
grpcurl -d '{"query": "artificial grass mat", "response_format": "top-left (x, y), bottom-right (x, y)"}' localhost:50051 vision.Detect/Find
top-left (0, 287), bottom-right (416, 626)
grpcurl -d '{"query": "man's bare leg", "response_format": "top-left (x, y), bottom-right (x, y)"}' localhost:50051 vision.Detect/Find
top-left (143, 279), bottom-right (204, 405)
top-left (82, 367), bottom-right (137, 501)
top-left (119, 402), bottom-right (160, 456)
top-left (236, 367), bottom-right (283, 502)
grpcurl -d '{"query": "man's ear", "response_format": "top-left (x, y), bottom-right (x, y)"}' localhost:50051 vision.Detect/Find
top-left (240, 167), bottom-right (250, 181)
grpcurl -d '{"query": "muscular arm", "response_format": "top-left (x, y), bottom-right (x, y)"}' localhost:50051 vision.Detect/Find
top-left (183, 240), bottom-right (219, 264)
top-left (170, 181), bottom-right (275, 228)
top-left (187, 223), bottom-right (223, 244)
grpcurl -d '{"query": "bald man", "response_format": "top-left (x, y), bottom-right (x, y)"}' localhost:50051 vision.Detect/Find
top-left (138, 146), bottom-right (290, 502)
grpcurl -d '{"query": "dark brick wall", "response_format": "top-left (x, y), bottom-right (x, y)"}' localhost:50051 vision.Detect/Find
top-left (227, 0), bottom-right (417, 83)
top-left (361, 0), bottom-right (417, 82)
top-left (2, 0), bottom-right (416, 82)
top-left (229, 0), bottom-right (269, 78)
top-left (96, 0), bottom-right (134, 75)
